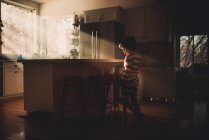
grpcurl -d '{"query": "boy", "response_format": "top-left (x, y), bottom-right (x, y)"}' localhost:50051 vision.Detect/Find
top-left (118, 36), bottom-right (144, 119)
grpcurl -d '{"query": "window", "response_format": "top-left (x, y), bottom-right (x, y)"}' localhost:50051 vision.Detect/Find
top-left (1, 1), bottom-right (36, 59)
top-left (40, 16), bottom-right (79, 59)
top-left (180, 35), bottom-right (208, 68)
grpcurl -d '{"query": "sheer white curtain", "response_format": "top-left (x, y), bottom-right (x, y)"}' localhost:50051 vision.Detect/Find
top-left (40, 16), bottom-right (76, 59)
top-left (1, 2), bottom-right (36, 59)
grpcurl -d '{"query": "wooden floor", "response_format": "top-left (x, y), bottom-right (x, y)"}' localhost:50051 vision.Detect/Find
top-left (0, 98), bottom-right (208, 140)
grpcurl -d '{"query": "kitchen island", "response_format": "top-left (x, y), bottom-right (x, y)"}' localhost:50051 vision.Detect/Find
top-left (19, 59), bottom-right (123, 118)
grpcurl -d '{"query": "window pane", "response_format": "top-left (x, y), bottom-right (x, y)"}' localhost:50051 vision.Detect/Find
top-left (180, 36), bottom-right (193, 68)
top-left (1, 2), bottom-right (36, 59)
top-left (194, 35), bottom-right (208, 64)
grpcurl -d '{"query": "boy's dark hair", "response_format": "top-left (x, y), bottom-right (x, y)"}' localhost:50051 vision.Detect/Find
top-left (121, 36), bottom-right (136, 51)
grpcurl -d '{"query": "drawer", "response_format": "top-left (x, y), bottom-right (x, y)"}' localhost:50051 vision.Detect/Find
top-left (3, 62), bottom-right (23, 70)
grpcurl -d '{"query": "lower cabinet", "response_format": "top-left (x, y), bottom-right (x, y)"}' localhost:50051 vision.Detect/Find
top-left (1, 62), bottom-right (24, 96)
top-left (141, 67), bottom-right (174, 100)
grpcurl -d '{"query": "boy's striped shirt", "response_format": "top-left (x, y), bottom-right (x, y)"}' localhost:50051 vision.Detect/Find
top-left (122, 53), bottom-right (142, 99)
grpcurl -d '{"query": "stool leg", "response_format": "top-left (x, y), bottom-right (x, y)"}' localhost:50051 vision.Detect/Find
top-left (104, 82), bottom-right (110, 114)
top-left (123, 104), bottom-right (127, 117)
top-left (113, 78), bottom-right (120, 112)
top-left (121, 103), bottom-right (127, 125)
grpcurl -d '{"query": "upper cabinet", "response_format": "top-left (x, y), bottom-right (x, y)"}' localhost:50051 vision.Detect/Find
top-left (125, 5), bottom-right (169, 43)
top-left (84, 6), bottom-right (125, 23)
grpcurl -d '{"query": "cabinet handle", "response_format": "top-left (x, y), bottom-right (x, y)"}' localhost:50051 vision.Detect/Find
top-left (14, 71), bottom-right (18, 73)
top-left (100, 14), bottom-right (103, 20)
top-left (98, 13), bottom-right (101, 21)
top-left (98, 13), bottom-right (103, 21)
top-left (14, 65), bottom-right (17, 67)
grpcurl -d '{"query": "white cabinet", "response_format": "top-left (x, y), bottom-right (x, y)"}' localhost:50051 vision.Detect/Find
top-left (3, 62), bottom-right (23, 96)
top-left (125, 6), bottom-right (169, 42)
top-left (84, 6), bottom-right (124, 23)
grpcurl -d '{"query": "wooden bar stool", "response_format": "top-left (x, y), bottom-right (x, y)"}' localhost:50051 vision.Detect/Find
top-left (104, 74), bottom-right (127, 118)
top-left (85, 75), bottom-right (105, 118)
top-left (104, 74), bottom-right (118, 112)
top-left (61, 76), bottom-right (84, 118)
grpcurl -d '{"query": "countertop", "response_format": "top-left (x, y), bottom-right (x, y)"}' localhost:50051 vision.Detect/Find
top-left (17, 59), bottom-right (171, 69)
top-left (18, 59), bottom-right (123, 63)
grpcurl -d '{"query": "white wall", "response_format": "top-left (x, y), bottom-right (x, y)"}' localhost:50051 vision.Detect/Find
top-left (40, 0), bottom-right (159, 17)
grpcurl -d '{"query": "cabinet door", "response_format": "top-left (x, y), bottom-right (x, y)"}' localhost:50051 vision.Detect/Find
top-left (125, 6), bottom-right (169, 43)
top-left (85, 11), bottom-right (99, 23)
top-left (85, 7), bottom-right (124, 23)
top-left (99, 8), bottom-right (118, 22)
top-left (145, 6), bottom-right (169, 42)
top-left (4, 62), bottom-right (23, 96)
top-left (124, 8), bottom-right (145, 42)
top-left (141, 67), bottom-right (173, 99)
top-left (4, 70), bottom-right (22, 96)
